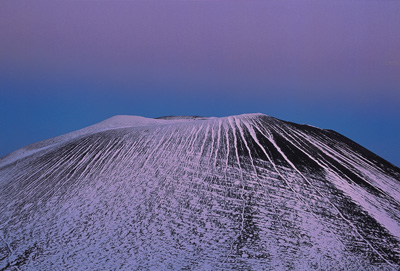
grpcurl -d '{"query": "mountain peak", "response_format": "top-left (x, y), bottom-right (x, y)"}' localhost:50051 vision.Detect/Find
top-left (155, 115), bottom-right (209, 120)
top-left (1, 113), bottom-right (399, 270)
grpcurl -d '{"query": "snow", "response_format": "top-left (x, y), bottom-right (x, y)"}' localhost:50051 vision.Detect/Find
top-left (1, 113), bottom-right (399, 270)
top-left (0, 115), bottom-right (208, 168)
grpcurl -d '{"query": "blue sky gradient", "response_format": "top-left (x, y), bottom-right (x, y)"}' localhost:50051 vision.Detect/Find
top-left (1, 0), bottom-right (399, 166)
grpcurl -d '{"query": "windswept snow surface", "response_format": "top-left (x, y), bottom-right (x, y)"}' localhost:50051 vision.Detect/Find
top-left (0, 113), bottom-right (400, 270)
top-left (0, 115), bottom-right (178, 167)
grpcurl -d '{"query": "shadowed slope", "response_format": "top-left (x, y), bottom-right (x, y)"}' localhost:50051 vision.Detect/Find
top-left (0, 114), bottom-right (399, 270)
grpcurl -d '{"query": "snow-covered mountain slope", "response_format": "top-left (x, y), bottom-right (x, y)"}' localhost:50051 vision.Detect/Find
top-left (0, 115), bottom-right (180, 167)
top-left (0, 113), bottom-right (399, 270)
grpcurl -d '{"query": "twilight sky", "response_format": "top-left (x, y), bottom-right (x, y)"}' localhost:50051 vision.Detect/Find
top-left (1, 0), bottom-right (399, 166)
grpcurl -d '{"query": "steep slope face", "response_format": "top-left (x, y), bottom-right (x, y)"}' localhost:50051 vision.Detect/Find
top-left (0, 113), bottom-right (399, 270)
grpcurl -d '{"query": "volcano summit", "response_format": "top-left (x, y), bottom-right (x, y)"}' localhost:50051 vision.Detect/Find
top-left (0, 113), bottom-right (399, 270)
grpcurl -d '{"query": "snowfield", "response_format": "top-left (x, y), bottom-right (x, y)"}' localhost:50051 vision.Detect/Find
top-left (0, 113), bottom-right (399, 270)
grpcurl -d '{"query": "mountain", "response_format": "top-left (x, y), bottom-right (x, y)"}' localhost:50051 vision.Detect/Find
top-left (0, 113), bottom-right (399, 270)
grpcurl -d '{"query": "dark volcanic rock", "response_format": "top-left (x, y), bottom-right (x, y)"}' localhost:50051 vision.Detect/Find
top-left (0, 113), bottom-right (399, 270)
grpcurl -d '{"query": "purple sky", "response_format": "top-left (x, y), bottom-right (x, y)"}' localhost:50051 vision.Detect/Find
top-left (1, 0), bottom-right (400, 166)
